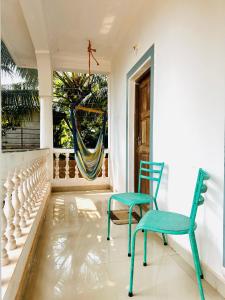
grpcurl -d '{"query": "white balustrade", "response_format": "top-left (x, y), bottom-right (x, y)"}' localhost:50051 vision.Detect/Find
top-left (12, 169), bottom-right (22, 238)
top-left (18, 169), bottom-right (26, 228)
top-left (52, 149), bottom-right (109, 188)
top-left (1, 180), bottom-right (9, 266)
top-left (75, 163), bottom-right (79, 179)
top-left (102, 155), bottom-right (106, 178)
top-left (27, 167), bottom-right (35, 211)
top-left (23, 169), bottom-right (32, 219)
top-left (1, 149), bottom-right (51, 299)
top-left (55, 153), bottom-right (60, 179)
top-left (4, 175), bottom-right (16, 250)
top-left (65, 152), bottom-right (70, 179)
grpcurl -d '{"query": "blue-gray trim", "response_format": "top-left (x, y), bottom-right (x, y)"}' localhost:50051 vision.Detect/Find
top-left (223, 138), bottom-right (225, 267)
top-left (126, 45), bottom-right (154, 192)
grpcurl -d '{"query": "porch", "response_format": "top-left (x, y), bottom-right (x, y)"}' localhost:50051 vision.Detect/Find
top-left (14, 191), bottom-right (225, 300)
top-left (1, 0), bottom-right (225, 299)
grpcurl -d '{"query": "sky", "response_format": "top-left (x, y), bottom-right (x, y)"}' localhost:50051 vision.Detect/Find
top-left (1, 71), bottom-right (24, 85)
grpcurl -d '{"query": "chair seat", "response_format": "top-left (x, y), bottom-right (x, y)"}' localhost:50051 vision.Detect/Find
top-left (136, 210), bottom-right (197, 235)
top-left (111, 192), bottom-right (153, 206)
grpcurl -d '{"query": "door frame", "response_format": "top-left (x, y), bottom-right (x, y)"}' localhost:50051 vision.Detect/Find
top-left (126, 45), bottom-right (154, 192)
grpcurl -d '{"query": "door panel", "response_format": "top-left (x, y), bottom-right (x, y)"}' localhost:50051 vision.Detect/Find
top-left (135, 70), bottom-right (150, 194)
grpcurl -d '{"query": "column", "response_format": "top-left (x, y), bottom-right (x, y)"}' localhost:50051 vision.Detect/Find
top-left (36, 51), bottom-right (53, 180)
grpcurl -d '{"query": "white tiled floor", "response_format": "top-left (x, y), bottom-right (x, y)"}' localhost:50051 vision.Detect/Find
top-left (22, 191), bottom-right (223, 300)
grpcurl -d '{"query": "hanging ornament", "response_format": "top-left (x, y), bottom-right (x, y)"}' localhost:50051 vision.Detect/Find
top-left (88, 40), bottom-right (100, 76)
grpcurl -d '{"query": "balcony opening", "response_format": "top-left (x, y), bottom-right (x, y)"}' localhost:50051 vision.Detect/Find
top-left (52, 72), bottom-right (109, 189)
top-left (1, 40), bottom-right (40, 152)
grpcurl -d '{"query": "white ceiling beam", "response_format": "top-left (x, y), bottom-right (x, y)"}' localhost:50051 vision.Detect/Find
top-left (19, 0), bottom-right (49, 52)
top-left (52, 54), bottom-right (111, 74)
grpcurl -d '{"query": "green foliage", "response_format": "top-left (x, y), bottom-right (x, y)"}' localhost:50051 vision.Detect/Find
top-left (1, 40), bottom-right (108, 149)
top-left (2, 84), bottom-right (39, 128)
top-left (1, 40), bottom-right (39, 128)
top-left (53, 71), bottom-right (108, 148)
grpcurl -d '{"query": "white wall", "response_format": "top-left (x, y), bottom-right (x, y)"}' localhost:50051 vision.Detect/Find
top-left (110, 0), bottom-right (225, 288)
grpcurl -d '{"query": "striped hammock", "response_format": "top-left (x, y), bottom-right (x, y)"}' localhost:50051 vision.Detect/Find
top-left (70, 107), bottom-right (107, 180)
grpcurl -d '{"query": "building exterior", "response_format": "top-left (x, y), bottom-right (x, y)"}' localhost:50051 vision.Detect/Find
top-left (1, 0), bottom-right (224, 299)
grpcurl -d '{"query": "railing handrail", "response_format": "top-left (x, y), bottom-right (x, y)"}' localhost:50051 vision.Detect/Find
top-left (53, 148), bottom-right (108, 154)
top-left (1, 150), bottom-right (51, 299)
top-left (0, 149), bottom-right (50, 180)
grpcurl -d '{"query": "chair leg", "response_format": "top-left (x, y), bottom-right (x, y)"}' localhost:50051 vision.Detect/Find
top-left (143, 230), bottom-right (147, 266)
top-left (129, 230), bottom-right (139, 297)
top-left (192, 232), bottom-right (203, 279)
top-left (154, 201), bottom-right (167, 246)
top-left (128, 205), bottom-right (135, 257)
top-left (107, 197), bottom-right (112, 240)
top-left (162, 233), bottom-right (168, 246)
top-left (189, 234), bottom-right (205, 300)
top-left (139, 205), bottom-right (143, 218)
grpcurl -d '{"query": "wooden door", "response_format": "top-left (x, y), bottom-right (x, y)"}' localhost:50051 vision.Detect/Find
top-left (134, 70), bottom-right (150, 193)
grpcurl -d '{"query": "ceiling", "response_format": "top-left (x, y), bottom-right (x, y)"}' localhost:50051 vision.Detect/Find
top-left (1, 0), bottom-right (144, 72)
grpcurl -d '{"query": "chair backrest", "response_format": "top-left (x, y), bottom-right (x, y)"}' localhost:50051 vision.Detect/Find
top-left (138, 161), bottom-right (164, 209)
top-left (189, 168), bottom-right (210, 230)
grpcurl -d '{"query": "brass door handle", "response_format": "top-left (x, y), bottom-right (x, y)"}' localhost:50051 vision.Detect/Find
top-left (138, 136), bottom-right (141, 146)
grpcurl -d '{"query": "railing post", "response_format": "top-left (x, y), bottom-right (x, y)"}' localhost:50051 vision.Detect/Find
top-left (12, 169), bottom-right (22, 238)
top-left (36, 159), bottom-right (43, 200)
top-left (23, 169), bottom-right (31, 220)
top-left (1, 180), bottom-right (9, 265)
top-left (4, 175), bottom-right (17, 250)
top-left (33, 160), bottom-right (39, 200)
top-left (27, 166), bottom-right (35, 210)
top-left (55, 153), bottom-right (60, 179)
top-left (65, 152), bottom-right (70, 179)
top-left (102, 152), bottom-right (106, 178)
top-left (75, 161), bottom-right (79, 178)
top-left (18, 169), bottom-right (26, 228)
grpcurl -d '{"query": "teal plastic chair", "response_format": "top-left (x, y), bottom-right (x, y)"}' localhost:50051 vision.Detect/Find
top-left (107, 161), bottom-right (165, 256)
top-left (128, 168), bottom-right (210, 300)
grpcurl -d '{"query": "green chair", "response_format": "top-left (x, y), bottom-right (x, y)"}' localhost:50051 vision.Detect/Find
top-left (107, 161), bottom-right (165, 256)
top-left (128, 168), bottom-right (210, 300)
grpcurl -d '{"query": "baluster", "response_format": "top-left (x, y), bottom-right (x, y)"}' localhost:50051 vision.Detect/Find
top-left (55, 153), bottom-right (60, 179)
top-left (18, 169), bottom-right (26, 227)
top-left (102, 153), bottom-right (106, 178)
top-left (43, 154), bottom-right (48, 190)
top-left (28, 166), bottom-right (35, 209)
top-left (65, 152), bottom-right (70, 179)
top-left (33, 160), bottom-right (39, 204)
top-left (35, 159), bottom-right (41, 199)
top-left (43, 155), bottom-right (48, 184)
top-left (39, 159), bottom-right (44, 198)
top-left (30, 167), bottom-right (36, 209)
top-left (30, 163), bottom-right (37, 205)
top-left (26, 168), bottom-right (33, 214)
top-left (4, 175), bottom-right (16, 250)
top-left (12, 169), bottom-right (22, 237)
top-left (23, 169), bottom-right (32, 219)
top-left (75, 161), bottom-right (79, 178)
top-left (1, 180), bottom-right (9, 265)
top-left (39, 159), bottom-right (45, 196)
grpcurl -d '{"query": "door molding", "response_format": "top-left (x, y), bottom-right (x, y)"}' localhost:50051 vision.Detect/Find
top-left (126, 45), bottom-right (154, 192)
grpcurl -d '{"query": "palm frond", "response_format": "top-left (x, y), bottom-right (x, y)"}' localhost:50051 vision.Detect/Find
top-left (2, 89), bottom-right (39, 127)
top-left (1, 40), bottom-right (16, 75)
top-left (1, 40), bottom-right (38, 87)
top-left (16, 68), bottom-right (38, 88)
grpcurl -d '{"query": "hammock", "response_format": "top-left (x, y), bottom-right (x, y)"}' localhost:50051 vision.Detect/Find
top-left (70, 107), bottom-right (107, 180)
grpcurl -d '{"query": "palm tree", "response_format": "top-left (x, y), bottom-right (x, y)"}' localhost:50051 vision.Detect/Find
top-left (53, 71), bottom-right (108, 148)
top-left (1, 40), bottom-right (39, 128)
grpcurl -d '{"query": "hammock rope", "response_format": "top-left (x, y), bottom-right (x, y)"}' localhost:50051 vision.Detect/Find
top-left (69, 40), bottom-right (105, 180)
top-left (70, 106), bottom-right (107, 180)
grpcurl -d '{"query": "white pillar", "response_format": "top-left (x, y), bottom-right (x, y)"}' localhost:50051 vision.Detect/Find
top-left (36, 51), bottom-right (53, 180)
